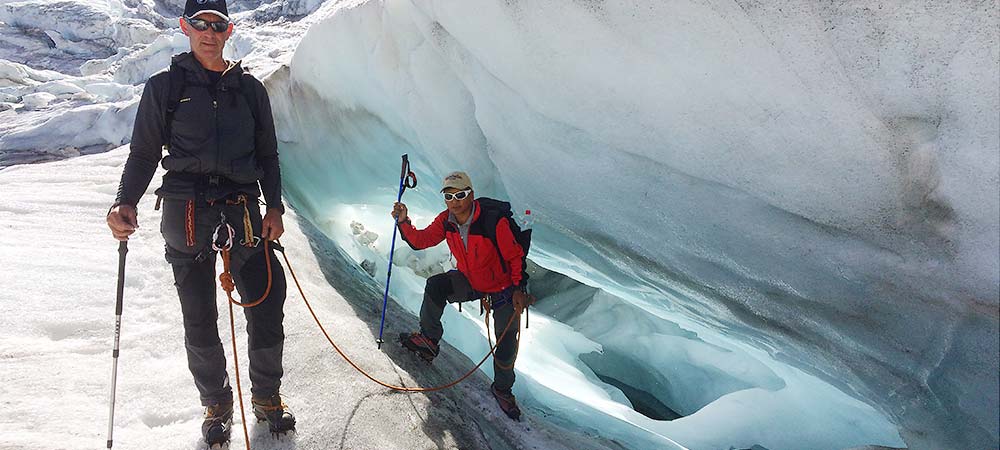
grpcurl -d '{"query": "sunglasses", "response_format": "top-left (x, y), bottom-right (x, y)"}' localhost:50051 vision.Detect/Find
top-left (185, 16), bottom-right (230, 33)
top-left (443, 189), bottom-right (471, 202)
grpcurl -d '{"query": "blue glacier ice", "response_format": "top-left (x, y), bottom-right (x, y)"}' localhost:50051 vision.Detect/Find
top-left (264, 1), bottom-right (999, 449)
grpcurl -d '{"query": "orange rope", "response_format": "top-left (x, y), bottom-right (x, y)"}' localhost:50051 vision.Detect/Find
top-left (485, 299), bottom-right (523, 371)
top-left (219, 240), bottom-right (273, 308)
top-left (228, 299), bottom-right (252, 450)
top-left (216, 209), bottom-right (273, 450)
top-left (220, 240), bottom-right (276, 450)
top-left (278, 246), bottom-right (521, 393)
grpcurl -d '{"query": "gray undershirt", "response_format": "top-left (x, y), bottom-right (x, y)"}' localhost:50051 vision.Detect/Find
top-left (447, 202), bottom-right (476, 249)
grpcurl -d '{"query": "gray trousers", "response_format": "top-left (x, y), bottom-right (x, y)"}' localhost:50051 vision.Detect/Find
top-left (420, 270), bottom-right (519, 392)
top-left (161, 198), bottom-right (287, 406)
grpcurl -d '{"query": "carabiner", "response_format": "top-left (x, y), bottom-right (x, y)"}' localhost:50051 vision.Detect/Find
top-left (241, 235), bottom-right (262, 248)
top-left (212, 218), bottom-right (235, 252)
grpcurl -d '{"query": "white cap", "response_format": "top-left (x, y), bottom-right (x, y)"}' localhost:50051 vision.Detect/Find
top-left (440, 171), bottom-right (473, 192)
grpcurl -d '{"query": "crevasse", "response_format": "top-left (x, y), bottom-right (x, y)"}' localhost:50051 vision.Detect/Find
top-left (265, 1), bottom-right (999, 449)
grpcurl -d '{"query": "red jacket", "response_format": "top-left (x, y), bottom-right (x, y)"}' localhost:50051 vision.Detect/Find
top-left (398, 200), bottom-right (525, 293)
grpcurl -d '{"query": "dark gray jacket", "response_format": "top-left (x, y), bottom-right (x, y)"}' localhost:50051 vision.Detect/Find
top-left (115, 52), bottom-right (283, 211)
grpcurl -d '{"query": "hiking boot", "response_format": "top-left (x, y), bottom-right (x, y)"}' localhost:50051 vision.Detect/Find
top-left (251, 393), bottom-right (296, 435)
top-left (202, 401), bottom-right (234, 446)
top-left (399, 332), bottom-right (440, 362)
top-left (491, 383), bottom-right (521, 421)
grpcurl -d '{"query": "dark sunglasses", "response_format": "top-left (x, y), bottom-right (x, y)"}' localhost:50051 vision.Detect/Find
top-left (185, 16), bottom-right (230, 33)
top-left (443, 189), bottom-right (471, 202)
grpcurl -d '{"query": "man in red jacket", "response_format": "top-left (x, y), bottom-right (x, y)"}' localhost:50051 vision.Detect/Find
top-left (392, 171), bottom-right (530, 421)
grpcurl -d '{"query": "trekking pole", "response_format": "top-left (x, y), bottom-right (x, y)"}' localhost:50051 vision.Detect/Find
top-left (376, 155), bottom-right (417, 349)
top-left (106, 240), bottom-right (128, 448)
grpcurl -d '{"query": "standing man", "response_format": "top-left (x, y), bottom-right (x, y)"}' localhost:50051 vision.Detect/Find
top-left (106, 0), bottom-right (294, 445)
top-left (392, 171), bottom-right (533, 421)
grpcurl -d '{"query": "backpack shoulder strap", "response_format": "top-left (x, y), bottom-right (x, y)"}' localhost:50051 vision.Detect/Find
top-left (238, 71), bottom-right (260, 129)
top-left (478, 198), bottom-right (532, 282)
top-left (477, 198), bottom-right (512, 273)
top-left (163, 62), bottom-right (186, 149)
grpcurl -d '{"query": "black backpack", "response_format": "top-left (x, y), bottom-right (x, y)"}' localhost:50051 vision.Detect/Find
top-left (477, 197), bottom-right (532, 284)
top-left (163, 61), bottom-right (259, 148)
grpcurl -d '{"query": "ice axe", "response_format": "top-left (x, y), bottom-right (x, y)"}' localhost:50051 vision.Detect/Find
top-left (106, 240), bottom-right (127, 448)
top-left (376, 155), bottom-right (417, 349)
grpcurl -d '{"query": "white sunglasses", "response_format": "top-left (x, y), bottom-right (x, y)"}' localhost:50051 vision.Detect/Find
top-left (443, 189), bottom-right (471, 202)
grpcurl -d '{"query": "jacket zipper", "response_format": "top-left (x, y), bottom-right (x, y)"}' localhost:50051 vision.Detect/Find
top-left (213, 98), bottom-right (219, 173)
top-left (214, 63), bottom-right (236, 175)
top-left (454, 228), bottom-right (469, 273)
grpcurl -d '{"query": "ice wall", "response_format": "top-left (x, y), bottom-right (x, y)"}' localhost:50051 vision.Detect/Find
top-left (268, 1), bottom-right (1000, 449)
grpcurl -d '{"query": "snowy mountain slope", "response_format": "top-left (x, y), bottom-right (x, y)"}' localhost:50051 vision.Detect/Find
top-left (0, 0), bottom-right (329, 166)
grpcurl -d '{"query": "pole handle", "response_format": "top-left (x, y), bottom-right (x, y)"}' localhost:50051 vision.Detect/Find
top-left (115, 241), bottom-right (127, 315)
top-left (399, 154), bottom-right (417, 194)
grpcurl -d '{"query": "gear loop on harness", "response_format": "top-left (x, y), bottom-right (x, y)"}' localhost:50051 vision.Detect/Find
top-left (226, 194), bottom-right (257, 248)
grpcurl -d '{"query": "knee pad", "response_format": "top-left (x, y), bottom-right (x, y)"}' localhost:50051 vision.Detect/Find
top-left (425, 273), bottom-right (454, 304)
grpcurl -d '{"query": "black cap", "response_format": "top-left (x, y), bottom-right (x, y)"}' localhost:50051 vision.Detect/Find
top-left (184, 0), bottom-right (229, 21)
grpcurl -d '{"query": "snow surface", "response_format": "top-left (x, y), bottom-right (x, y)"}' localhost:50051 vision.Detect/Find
top-left (0, 0), bottom-right (997, 449)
